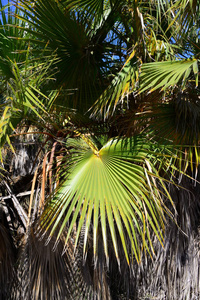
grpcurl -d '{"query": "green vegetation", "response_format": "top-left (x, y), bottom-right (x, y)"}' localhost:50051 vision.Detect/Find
top-left (0, 0), bottom-right (200, 299)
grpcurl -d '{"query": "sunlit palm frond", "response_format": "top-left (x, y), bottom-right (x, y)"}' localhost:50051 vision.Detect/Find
top-left (140, 58), bottom-right (199, 93)
top-left (61, 0), bottom-right (104, 17)
top-left (90, 37), bottom-right (173, 121)
top-left (38, 134), bottom-right (178, 266)
top-left (90, 50), bottom-right (139, 119)
top-left (0, 0), bottom-right (200, 298)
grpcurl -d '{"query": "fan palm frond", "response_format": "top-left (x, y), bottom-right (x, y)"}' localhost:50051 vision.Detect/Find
top-left (147, 94), bottom-right (200, 144)
top-left (17, 0), bottom-right (124, 111)
top-left (38, 134), bottom-right (178, 266)
top-left (61, 0), bottom-right (105, 17)
top-left (140, 58), bottom-right (199, 93)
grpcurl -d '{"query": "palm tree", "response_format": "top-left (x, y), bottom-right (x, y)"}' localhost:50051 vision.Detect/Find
top-left (0, 0), bottom-right (200, 299)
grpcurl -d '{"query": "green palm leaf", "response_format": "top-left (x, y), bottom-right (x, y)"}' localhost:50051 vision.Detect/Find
top-left (0, 57), bottom-right (55, 157)
top-left (140, 59), bottom-right (199, 93)
top-left (17, 0), bottom-right (124, 111)
top-left (61, 0), bottom-right (104, 16)
top-left (91, 51), bottom-right (139, 119)
top-left (40, 135), bottom-right (176, 265)
top-left (0, 1), bottom-right (32, 81)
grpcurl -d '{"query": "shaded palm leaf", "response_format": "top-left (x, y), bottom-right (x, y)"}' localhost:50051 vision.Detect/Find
top-left (146, 95), bottom-right (200, 145)
top-left (17, 0), bottom-right (122, 111)
top-left (17, 229), bottom-right (93, 300)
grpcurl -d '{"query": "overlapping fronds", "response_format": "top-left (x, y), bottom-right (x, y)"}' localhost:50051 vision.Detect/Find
top-left (171, 0), bottom-right (199, 31)
top-left (91, 51), bottom-right (139, 119)
top-left (17, 0), bottom-right (123, 110)
top-left (0, 54), bottom-right (58, 158)
top-left (0, 0), bottom-right (32, 81)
